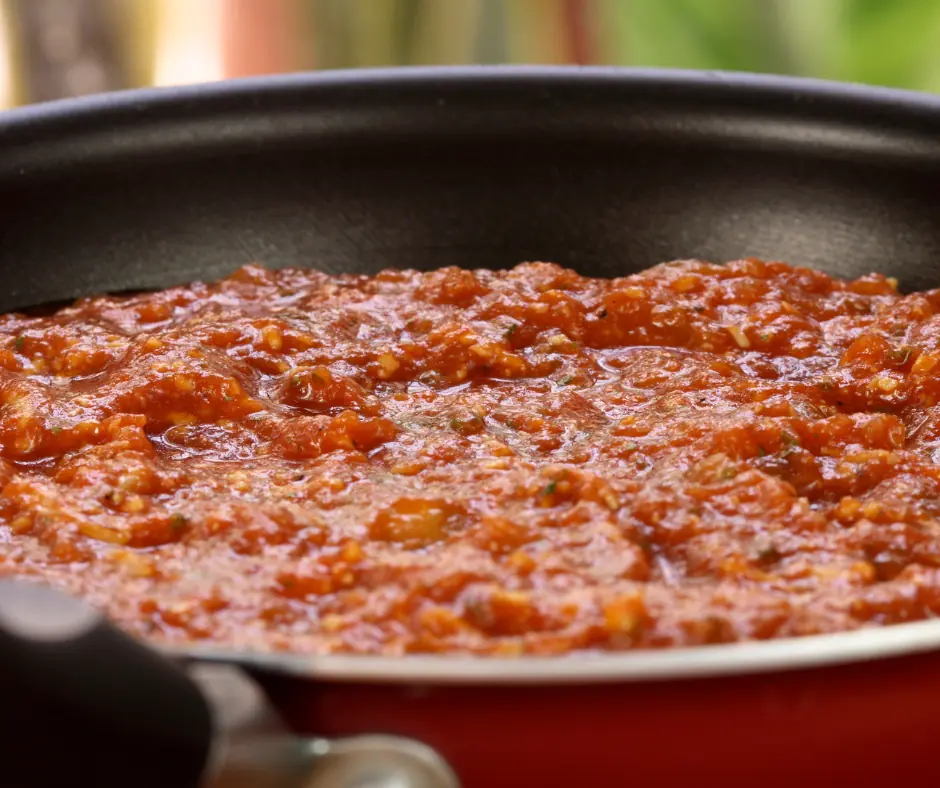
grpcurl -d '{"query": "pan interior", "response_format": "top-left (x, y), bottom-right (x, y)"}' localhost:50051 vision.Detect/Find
top-left (1, 68), bottom-right (940, 314)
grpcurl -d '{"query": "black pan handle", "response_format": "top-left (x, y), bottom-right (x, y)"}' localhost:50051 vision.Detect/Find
top-left (0, 579), bottom-right (214, 788)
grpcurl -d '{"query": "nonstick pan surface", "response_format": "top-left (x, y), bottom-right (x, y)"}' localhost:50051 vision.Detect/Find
top-left (2, 66), bottom-right (940, 316)
top-left (5, 67), bottom-right (940, 787)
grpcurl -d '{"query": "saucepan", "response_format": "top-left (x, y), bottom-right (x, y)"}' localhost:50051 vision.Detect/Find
top-left (3, 66), bottom-right (940, 788)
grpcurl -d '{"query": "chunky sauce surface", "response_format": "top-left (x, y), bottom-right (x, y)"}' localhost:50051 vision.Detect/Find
top-left (2, 259), bottom-right (940, 655)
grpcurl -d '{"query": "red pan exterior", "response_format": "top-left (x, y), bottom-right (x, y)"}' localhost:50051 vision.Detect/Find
top-left (267, 650), bottom-right (940, 787)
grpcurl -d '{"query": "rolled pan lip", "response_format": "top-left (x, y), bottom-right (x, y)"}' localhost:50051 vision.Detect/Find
top-left (173, 616), bottom-right (940, 685)
top-left (3, 64), bottom-right (940, 124)
top-left (3, 66), bottom-right (940, 170)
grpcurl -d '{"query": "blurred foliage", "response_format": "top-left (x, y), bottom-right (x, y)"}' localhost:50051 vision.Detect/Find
top-left (602, 0), bottom-right (940, 91)
top-left (5, 0), bottom-right (940, 108)
top-left (306, 0), bottom-right (940, 91)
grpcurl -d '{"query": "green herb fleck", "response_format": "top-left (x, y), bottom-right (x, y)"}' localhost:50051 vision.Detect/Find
top-left (557, 375), bottom-right (574, 386)
top-left (758, 332), bottom-right (772, 343)
top-left (504, 323), bottom-right (518, 340)
top-left (170, 513), bottom-right (188, 532)
top-left (888, 346), bottom-right (913, 366)
top-left (753, 538), bottom-right (783, 564)
top-left (780, 431), bottom-right (800, 458)
top-left (506, 418), bottom-right (518, 429)
top-left (718, 466), bottom-right (738, 481)
top-left (757, 446), bottom-right (766, 457)
top-left (464, 598), bottom-right (491, 627)
top-left (14, 335), bottom-right (24, 351)
top-left (50, 426), bottom-right (63, 435)
top-left (450, 418), bottom-right (464, 431)
top-left (542, 480), bottom-right (558, 496)
top-left (755, 544), bottom-right (781, 564)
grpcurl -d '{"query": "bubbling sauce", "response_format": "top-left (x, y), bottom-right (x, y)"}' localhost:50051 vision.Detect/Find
top-left (1, 259), bottom-right (938, 655)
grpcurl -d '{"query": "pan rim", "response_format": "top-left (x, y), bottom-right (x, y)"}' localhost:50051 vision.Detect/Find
top-left (4, 64), bottom-right (940, 128)
top-left (174, 617), bottom-right (940, 684)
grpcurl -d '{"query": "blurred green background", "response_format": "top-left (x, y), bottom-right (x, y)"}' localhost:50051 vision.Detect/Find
top-left (3, 0), bottom-right (940, 108)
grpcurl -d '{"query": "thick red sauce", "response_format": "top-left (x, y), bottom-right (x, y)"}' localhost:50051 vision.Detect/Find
top-left (1, 259), bottom-right (940, 655)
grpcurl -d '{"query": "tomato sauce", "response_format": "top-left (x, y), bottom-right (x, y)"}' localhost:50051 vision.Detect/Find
top-left (1, 258), bottom-right (939, 655)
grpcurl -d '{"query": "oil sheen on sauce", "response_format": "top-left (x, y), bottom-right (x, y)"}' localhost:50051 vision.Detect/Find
top-left (0, 259), bottom-right (938, 655)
